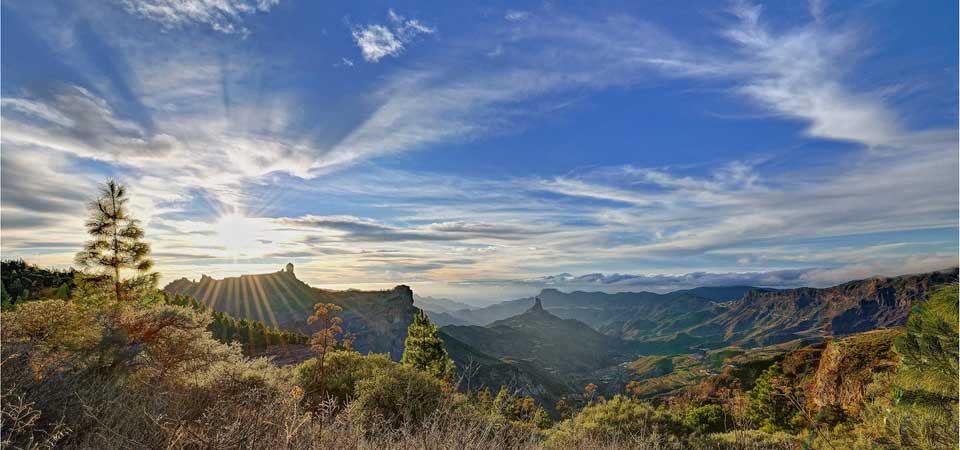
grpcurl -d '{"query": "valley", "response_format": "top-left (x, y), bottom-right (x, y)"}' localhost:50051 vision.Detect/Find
top-left (160, 264), bottom-right (958, 410)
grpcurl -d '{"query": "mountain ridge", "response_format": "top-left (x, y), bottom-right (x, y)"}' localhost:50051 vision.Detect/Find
top-left (163, 265), bottom-right (418, 359)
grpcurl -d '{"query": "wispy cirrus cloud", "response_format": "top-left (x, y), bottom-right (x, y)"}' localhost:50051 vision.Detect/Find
top-left (280, 215), bottom-right (543, 243)
top-left (119, 0), bottom-right (279, 35)
top-left (2, 84), bottom-right (180, 162)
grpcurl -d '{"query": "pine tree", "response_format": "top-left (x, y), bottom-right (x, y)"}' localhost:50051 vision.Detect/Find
top-left (476, 387), bottom-right (493, 411)
top-left (75, 180), bottom-right (155, 303)
top-left (747, 362), bottom-right (799, 432)
top-left (492, 386), bottom-right (513, 416)
top-left (401, 308), bottom-right (455, 380)
top-left (894, 284), bottom-right (959, 396)
top-left (532, 406), bottom-right (551, 429)
top-left (0, 280), bottom-right (12, 311)
top-left (55, 283), bottom-right (70, 300)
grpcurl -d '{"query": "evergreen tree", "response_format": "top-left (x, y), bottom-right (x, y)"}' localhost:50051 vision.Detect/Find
top-left (894, 284), bottom-right (959, 395)
top-left (532, 406), bottom-right (551, 429)
top-left (75, 180), bottom-right (155, 302)
top-left (0, 280), bottom-right (12, 311)
top-left (747, 363), bottom-right (800, 432)
top-left (492, 386), bottom-right (513, 415)
top-left (401, 309), bottom-right (455, 380)
top-left (55, 283), bottom-right (70, 300)
top-left (476, 387), bottom-right (493, 411)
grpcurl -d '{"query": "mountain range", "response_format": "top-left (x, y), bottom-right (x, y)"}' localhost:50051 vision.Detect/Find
top-left (163, 265), bottom-right (957, 405)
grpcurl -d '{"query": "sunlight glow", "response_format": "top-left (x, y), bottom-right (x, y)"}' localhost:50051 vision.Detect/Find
top-left (213, 214), bottom-right (266, 256)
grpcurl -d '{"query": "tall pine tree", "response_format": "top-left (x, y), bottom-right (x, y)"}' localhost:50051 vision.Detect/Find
top-left (401, 309), bottom-right (454, 380)
top-left (75, 180), bottom-right (155, 302)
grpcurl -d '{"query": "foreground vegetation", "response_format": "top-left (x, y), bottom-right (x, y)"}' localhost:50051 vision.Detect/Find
top-left (1, 181), bottom-right (956, 449)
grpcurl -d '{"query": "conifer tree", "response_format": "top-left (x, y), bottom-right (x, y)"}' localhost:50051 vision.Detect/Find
top-left (55, 283), bottom-right (70, 300)
top-left (0, 281), bottom-right (12, 311)
top-left (75, 180), bottom-right (155, 302)
top-left (492, 386), bottom-right (513, 415)
top-left (894, 284), bottom-right (959, 395)
top-left (401, 308), bottom-right (455, 380)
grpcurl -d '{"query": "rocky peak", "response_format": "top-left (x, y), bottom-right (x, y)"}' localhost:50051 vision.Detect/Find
top-left (530, 296), bottom-right (544, 312)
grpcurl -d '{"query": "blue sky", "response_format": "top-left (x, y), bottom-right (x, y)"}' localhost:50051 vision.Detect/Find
top-left (2, 0), bottom-right (957, 302)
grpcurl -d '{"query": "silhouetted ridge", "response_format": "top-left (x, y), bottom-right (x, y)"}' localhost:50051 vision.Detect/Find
top-left (162, 264), bottom-right (418, 359)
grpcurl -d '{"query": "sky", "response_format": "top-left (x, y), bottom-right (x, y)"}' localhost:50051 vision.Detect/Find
top-left (1, 0), bottom-right (957, 303)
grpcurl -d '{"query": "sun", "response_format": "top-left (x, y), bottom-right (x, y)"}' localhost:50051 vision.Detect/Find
top-left (213, 214), bottom-right (264, 255)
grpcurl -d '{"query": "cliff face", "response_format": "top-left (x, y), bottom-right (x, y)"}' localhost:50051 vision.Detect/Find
top-left (806, 329), bottom-right (902, 416)
top-left (163, 269), bottom-right (418, 359)
top-left (691, 269), bottom-right (958, 346)
top-left (439, 330), bottom-right (572, 408)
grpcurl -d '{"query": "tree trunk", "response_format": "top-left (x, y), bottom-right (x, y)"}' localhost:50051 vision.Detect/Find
top-left (112, 190), bottom-right (121, 303)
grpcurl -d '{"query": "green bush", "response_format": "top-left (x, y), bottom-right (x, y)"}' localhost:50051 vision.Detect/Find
top-left (346, 363), bottom-right (444, 430)
top-left (546, 395), bottom-right (686, 447)
top-left (295, 350), bottom-right (393, 407)
top-left (684, 404), bottom-right (725, 433)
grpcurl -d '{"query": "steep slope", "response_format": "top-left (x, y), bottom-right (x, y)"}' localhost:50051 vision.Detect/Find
top-left (689, 269), bottom-right (958, 347)
top-left (439, 330), bottom-right (572, 407)
top-left (441, 298), bottom-right (616, 375)
top-left (163, 264), bottom-right (418, 359)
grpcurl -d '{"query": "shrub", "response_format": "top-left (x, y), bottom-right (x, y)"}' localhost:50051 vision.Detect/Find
top-left (296, 350), bottom-right (393, 407)
top-left (117, 303), bottom-right (238, 383)
top-left (685, 404), bottom-right (725, 433)
top-left (545, 395), bottom-right (686, 448)
top-left (2, 299), bottom-right (97, 352)
top-left (346, 363), bottom-right (445, 430)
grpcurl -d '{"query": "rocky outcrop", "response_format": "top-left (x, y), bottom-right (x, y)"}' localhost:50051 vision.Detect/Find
top-left (806, 329), bottom-right (901, 416)
top-left (163, 265), bottom-right (418, 359)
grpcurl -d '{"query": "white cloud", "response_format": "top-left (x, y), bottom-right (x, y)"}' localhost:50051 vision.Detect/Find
top-left (120, 0), bottom-right (279, 35)
top-left (352, 10), bottom-right (435, 62)
top-left (724, 2), bottom-right (902, 147)
top-left (352, 25), bottom-right (403, 62)
top-left (505, 10), bottom-right (531, 22)
top-left (457, 258), bottom-right (957, 294)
